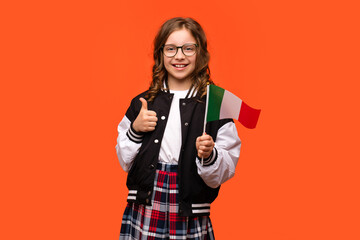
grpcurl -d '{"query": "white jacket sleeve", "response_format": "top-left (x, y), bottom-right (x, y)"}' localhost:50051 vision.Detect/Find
top-left (115, 115), bottom-right (143, 172)
top-left (196, 121), bottom-right (241, 188)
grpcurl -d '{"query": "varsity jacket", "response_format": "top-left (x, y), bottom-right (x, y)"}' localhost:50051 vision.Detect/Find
top-left (115, 88), bottom-right (241, 217)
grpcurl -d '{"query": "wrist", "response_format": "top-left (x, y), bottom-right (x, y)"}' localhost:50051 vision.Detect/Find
top-left (126, 122), bottom-right (145, 143)
top-left (197, 147), bottom-right (218, 166)
top-left (130, 122), bottom-right (142, 134)
top-left (197, 149), bottom-right (212, 160)
top-left (131, 120), bottom-right (141, 133)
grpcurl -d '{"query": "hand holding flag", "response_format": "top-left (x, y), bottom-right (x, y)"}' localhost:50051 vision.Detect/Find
top-left (196, 132), bottom-right (215, 159)
top-left (199, 85), bottom-right (260, 165)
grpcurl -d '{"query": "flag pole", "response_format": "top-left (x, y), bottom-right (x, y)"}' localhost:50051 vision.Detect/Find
top-left (201, 84), bottom-right (210, 166)
top-left (203, 84), bottom-right (209, 133)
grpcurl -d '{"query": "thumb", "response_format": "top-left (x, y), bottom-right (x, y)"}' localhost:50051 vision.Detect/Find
top-left (139, 97), bottom-right (148, 111)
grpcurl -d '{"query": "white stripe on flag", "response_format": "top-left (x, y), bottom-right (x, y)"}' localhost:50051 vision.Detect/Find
top-left (219, 90), bottom-right (242, 120)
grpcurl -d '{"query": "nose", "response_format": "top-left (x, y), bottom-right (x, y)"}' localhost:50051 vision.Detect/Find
top-left (174, 47), bottom-right (185, 59)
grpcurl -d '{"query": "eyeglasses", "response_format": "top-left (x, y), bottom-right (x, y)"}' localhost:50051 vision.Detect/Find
top-left (162, 43), bottom-right (198, 57)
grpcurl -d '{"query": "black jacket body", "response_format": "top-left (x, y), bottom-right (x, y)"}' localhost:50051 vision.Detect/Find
top-left (124, 90), bottom-right (232, 217)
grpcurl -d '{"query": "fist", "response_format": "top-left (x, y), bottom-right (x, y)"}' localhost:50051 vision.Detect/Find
top-left (196, 133), bottom-right (215, 159)
top-left (132, 97), bottom-right (158, 132)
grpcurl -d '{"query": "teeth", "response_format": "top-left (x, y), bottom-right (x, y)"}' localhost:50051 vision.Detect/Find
top-left (175, 64), bottom-right (186, 67)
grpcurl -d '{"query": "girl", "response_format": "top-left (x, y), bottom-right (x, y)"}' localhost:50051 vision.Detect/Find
top-left (116, 17), bottom-right (241, 240)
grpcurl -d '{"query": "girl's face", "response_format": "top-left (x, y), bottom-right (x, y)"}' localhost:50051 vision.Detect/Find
top-left (163, 28), bottom-right (197, 88)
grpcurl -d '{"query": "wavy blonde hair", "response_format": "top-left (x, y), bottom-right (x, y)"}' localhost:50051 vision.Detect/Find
top-left (145, 17), bottom-right (214, 102)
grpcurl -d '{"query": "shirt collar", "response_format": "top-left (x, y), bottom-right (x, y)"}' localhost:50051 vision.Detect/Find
top-left (162, 81), bottom-right (198, 99)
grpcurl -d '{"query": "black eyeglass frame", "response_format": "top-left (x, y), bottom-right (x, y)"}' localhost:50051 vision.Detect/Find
top-left (161, 43), bottom-right (199, 57)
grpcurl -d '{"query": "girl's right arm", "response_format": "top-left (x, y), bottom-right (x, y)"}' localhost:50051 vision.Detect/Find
top-left (115, 115), bottom-right (143, 172)
top-left (115, 97), bottom-right (157, 172)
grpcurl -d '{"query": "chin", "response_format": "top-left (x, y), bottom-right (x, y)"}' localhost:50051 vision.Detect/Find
top-left (171, 75), bottom-right (191, 81)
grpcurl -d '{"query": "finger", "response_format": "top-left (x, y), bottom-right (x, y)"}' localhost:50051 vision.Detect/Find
top-left (200, 132), bottom-right (207, 139)
top-left (147, 110), bottom-right (157, 116)
top-left (147, 121), bottom-right (157, 127)
top-left (203, 140), bottom-right (213, 147)
top-left (139, 97), bottom-right (148, 111)
top-left (199, 139), bottom-right (213, 146)
top-left (200, 134), bottom-right (211, 141)
top-left (148, 126), bottom-right (156, 130)
top-left (146, 127), bottom-right (155, 131)
top-left (199, 137), bottom-right (212, 144)
top-left (199, 145), bottom-right (212, 151)
top-left (146, 116), bottom-right (158, 122)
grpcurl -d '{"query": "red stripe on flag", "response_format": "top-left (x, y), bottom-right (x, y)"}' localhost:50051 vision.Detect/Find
top-left (238, 101), bottom-right (261, 129)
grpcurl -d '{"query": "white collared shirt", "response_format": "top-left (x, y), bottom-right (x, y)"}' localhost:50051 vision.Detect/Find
top-left (158, 89), bottom-right (189, 163)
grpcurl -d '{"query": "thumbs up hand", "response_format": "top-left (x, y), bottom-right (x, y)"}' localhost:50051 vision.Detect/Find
top-left (132, 97), bottom-right (158, 132)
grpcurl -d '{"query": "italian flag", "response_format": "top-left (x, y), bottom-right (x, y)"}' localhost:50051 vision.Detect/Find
top-left (205, 84), bottom-right (261, 129)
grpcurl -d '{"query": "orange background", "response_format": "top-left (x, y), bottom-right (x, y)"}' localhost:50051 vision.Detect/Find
top-left (1, 0), bottom-right (359, 239)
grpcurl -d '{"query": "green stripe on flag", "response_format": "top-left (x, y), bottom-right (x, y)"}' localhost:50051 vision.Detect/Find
top-left (207, 85), bottom-right (225, 122)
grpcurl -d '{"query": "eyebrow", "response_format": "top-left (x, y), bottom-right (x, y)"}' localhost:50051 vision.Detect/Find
top-left (164, 43), bottom-right (197, 45)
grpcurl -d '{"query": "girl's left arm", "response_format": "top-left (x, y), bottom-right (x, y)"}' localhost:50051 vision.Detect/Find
top-left (195, 122), bottom-right (241, 188)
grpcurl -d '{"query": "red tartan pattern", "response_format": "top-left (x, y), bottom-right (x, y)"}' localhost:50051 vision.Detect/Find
top-left (120, 163), bottom-right (215, 240)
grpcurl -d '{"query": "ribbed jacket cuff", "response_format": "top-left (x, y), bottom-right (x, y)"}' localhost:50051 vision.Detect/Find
top-left (126, 123), bottom-right (145, 143)
top-left (197, 147), bottom-right (218, 166)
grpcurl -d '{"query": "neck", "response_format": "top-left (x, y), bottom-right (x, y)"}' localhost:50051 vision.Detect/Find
top-left (167, 78), bottom-right (192, 91)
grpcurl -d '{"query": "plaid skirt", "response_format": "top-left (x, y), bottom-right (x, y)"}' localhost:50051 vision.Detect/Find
top-left (119, 162), bottom-right (215, 240)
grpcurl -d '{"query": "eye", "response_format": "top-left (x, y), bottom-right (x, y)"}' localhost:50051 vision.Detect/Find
top-left (164, 45), bottom-right (175, 51)
top-left (183, 44), bottom-right (196, 51)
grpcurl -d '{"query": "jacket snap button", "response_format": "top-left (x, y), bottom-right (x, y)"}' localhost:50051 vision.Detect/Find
top-left (146, 199), bottom-right (149, 204)
top-left (154, 139), bottom-right (159, 143)
top-left (148, 191), bottom-right (151, 196)
top-left (182, 102), bottom-right (186, 106)
top-left (184, 122), bottom-right (188, 126)
top-left (161, 116), bottom-right (166, 120)
top-left (149, 164), bottom-right (155, 169)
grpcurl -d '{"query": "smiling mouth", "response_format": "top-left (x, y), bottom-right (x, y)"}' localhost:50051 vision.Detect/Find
top-left (172, 64), bottom-right (188, 68)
